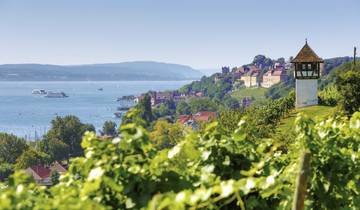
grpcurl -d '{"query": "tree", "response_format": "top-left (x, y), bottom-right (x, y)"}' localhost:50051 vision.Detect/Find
top-left (0, 163), bottom-right (13, 181)
top-left (102, 121), bottom-right (117, 137)
top-left (37, 138), bottom-right (69, 162)
top-left (223, 96), bottom-right (240, 109)
top-left (188, 97), bottom-right (217, 113)
top-left (50, 170), bottom-right (60, 185)
top-left (149, 120), bottom-right (184, 149)
top-left (176, 101), bottom-right (191, 115)
top-left (153, 100), bottom-right (176, 119)
top-left (121, 107), bottom-right (147, 128)
top-left (0, 133), bottom-right (28, 164)
top-left (44, 116), bottom-right (95, 160)
top-left (336, 69), bottom-right (360, 115)
top-left (15, 148), bottom-right (50, 169)
top-left (138, 93), bottom-right (153, 123)
top-left (218, 109), bottom-right (244, 134)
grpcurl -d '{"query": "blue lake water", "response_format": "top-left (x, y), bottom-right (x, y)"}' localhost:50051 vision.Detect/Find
top-left (0, 81), bottom-right (191, 139)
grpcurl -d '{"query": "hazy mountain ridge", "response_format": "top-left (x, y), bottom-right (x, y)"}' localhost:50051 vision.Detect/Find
top-left (0, 61), bottom-right (203, 81)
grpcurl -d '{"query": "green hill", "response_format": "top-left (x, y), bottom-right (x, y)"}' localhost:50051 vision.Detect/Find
top-left (277, 105), bottom-right (337, 133)
top-left (231, 87), bottom-right (267, 103)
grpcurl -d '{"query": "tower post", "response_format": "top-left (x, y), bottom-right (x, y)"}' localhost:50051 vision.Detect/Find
top-left (354, 46), bottom-right (357, 68)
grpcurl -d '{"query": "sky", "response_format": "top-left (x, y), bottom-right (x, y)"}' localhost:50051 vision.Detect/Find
top-left (0, 0), bottom-right (359, 70)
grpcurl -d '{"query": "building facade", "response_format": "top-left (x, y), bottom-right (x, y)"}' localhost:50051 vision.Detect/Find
top-left (261, 66), bottom-right (288, 88)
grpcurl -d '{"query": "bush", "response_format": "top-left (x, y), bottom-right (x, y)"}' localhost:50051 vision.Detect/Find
top-left (318, 84), bottom-right (340, 106)
top-left (335, 68), bottom-right (360, 115)
top-left (2, 112), bottom-right (360, 209)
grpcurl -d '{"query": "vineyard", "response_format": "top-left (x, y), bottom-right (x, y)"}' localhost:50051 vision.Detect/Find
top-left (1, 102), bottom-right (360, 209)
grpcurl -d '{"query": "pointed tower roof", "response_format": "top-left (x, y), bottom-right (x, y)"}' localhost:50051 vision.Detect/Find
top-left (291, 41), bottom-right (324, 63)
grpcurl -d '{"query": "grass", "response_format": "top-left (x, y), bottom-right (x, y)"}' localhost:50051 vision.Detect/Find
top-left (277, 105), bottom-right (337, 134)
top-left (231, 87), bottom-right (267, 102)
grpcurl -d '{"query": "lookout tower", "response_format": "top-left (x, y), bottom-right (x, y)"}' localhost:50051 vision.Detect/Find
top-left (291, 41), bottom-right (324, 107)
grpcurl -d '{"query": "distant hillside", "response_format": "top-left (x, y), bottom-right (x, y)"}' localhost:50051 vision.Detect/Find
top-left (0, 61), bottom-right (203, 81)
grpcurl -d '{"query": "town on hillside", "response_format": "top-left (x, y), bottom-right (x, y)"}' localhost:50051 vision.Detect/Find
top-left (126, 56), bottom-right (296, 127)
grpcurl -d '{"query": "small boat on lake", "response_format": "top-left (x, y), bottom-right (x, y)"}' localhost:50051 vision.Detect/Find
top-left (117, 95), bottom-right (135, 101)
top-left (45, 92), bottom-right (68, 98)
top-left (98, 88), bottom-right (103, 91)
top-left (117, 106), bottom-right (131, 111)
top-left (32, 89), bottom-right (47, 95)
top-left (114, 112), bottom-right (123, 118)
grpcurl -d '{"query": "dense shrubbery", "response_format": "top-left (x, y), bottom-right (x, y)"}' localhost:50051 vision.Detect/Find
top-left (335, 64), bottom-right (360, 116)
top-left (180, 76), bottom-right (232, 100)
top-left (4, 91), bottom-right (359, 209)
top-left (0, 116), bottom-right (94, 181)
top-left (219, 91), bottom-right (295, 137)
top-left (318, 84), bottom-right (340, 106)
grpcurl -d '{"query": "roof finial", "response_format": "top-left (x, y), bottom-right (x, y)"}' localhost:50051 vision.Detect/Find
top-left (305, 38), bottom-right (308, 44)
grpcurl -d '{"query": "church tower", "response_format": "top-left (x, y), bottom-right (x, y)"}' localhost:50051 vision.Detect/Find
top-left (291, 41), bottom-right (324, 107)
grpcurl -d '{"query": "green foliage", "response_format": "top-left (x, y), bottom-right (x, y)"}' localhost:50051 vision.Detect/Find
top-left (176, 100), bottom-right (191, 115)
top-left (182, 76), bottom-right (232, 99)
top-left (218, 109), bottom-right (244, 135)
top-left (252, 55), bottom-right (274, 69)
top-left (231, 87), bottom-right (267, 103)
top-left (320, 60), bottom-right (359, 89)
top-left (102, 120), bottom-right (117, 137)
top-left (15, 147), bottom-right (50, 169)
top-left (121, 107), bottom-right (148, 128)
top-left (0, 133), bottom-right (28, 164)
top-left (0, 163), bottom-right (13, 181)
top-left (140, 93), bottom-right (154, 122)
top-left (44, 115), bottom-right (95, 160)
top-left (322, 56), bottom-right (354, 75)
top-left (242, 91), bottom-right (295, 137)
top-left (318, 84), bottom-right (341, 106)
top-left (222, 95), bottom-right (240, 109)
top-left (2, 98), bottom-right (360, 209)
top-left (296, 112), bottom-right (360, 209)
top-left (153, 99), bottom-right (176, 119)
top-left (37, 138), bottom-right (69, 163)
top-left (188, 97), bottom-right (218, 113)
top-left (277, 105), bottom-right (336, 135)
top-left (335, 67), bottom-right (360, 116)
top-left (50, 170), bottom-right (60, 185)
top-left (150, 120), bottom-right (186, 149)
top-left (124, 94), bottom-right (155, 127)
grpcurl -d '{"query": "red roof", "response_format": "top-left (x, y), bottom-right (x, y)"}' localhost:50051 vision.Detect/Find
top-left (194, 112), bottom-right (216, 122)
top-left (178, 112), bottom-right (216, 124)
top-left (30, 165), bottom-right (51, 179)
top-left (178, 115), bottom-right (192, 124)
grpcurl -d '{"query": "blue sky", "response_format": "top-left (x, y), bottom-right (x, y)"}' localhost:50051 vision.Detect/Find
top-left (0, 0), bottom-right (359, 69)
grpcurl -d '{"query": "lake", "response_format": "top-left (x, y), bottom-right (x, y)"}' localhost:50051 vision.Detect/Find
top-left (0, 81), bottom-right (191, 140)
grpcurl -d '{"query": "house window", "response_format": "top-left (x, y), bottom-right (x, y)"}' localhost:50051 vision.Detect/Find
top-left (308, 64), bottom-right (312, 69)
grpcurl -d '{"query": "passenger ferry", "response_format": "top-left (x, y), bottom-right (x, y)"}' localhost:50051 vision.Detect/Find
top-left (45, 92), bottom-right (68, 98)
top-left (32, 89), bottom-right (47, 95)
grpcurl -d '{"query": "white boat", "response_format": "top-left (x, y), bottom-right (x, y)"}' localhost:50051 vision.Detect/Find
top-left (45, 92), bottom-right (68, 98)
top-left (32, 89), bottom-right (47, 95)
